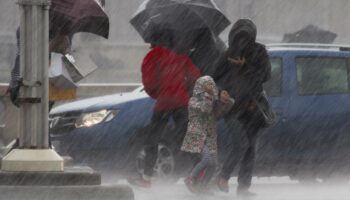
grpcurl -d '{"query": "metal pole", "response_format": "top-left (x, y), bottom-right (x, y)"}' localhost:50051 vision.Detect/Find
top-left (42, 0), bottom-right (50, 148)
top-left (17, 0), bottom-right (50, 149)
top-left (1, 0), bottom-right (62, 172)
top-left (18, 0), bottom-right (26, 148)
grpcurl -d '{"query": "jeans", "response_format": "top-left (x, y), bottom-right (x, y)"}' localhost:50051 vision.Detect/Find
top-left (144, 107), bottom-right (188, 177)
top-left (219, 118), bottom-right (260, 189)
top-left (190, 145), bottom-right (217, 186)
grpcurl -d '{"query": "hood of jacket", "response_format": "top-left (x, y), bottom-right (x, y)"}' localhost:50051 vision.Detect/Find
top-left (193, 76), bottom-right (218, 99)
top-left (228, 19), bottom-right (257, 58)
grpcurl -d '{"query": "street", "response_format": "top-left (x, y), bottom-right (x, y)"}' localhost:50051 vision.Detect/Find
top-left (110, 177), bottom-right (350, 200)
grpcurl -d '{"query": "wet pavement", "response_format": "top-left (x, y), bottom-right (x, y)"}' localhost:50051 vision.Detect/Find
top-left (109, 177), bottom-right (350, 200)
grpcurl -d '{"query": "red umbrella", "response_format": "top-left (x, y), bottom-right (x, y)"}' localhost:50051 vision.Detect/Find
top-left (50, 0), bottom-right (109, 39)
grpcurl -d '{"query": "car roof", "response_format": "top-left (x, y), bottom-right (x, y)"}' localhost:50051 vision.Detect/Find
top-left (266, 43), bottom-right (350, 53)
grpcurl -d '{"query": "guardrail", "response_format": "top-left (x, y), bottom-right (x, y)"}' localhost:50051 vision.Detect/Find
top-left (0, 83), bottom-right (142, 97)
top-left (0, 82), bottom-right (142, 145)
top-left (267, 43), bottom-right (350, 50)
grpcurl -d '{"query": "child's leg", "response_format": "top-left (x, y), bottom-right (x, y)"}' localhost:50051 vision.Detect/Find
top-left (200, 152), bottom-right (218, 186)
top-left (192, 146), bottom-right (216, 183)
top-left (189, 145), bottom-right (212, 178)
top-left (184, 152), bottom-right (203, 193)
top-left (190, 155), bottom-right (208, 179)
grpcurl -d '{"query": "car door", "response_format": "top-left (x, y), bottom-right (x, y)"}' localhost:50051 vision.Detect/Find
top-left (285, 51), bottom-right (350, 169)
top-left (256, 52), bottom-right (291, 171)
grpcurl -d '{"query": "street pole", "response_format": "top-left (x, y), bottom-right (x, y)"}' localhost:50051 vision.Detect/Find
top-left (19, 0), bottom-right (50, 149)
top-left (1, 0), bottom-right (63, 172)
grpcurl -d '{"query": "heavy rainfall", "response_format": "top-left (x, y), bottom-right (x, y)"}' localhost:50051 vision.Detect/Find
top-left (0, 0), bottom-right (350, 200)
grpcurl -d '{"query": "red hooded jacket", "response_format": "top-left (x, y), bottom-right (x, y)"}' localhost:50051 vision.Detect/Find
top-left (142, 46), bottom-right (201, 112)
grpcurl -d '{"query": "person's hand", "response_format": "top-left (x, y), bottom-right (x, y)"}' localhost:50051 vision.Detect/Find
top-left (228, 56), bottom-right (246, 66)
top-left (205, 85), bottom-right (215, 96)
top-left (220, 90), bottom-right (231, 104)
top-left (49, 34), bottom-right (71, 54)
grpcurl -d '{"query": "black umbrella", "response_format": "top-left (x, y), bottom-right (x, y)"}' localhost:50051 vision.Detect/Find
top-left (282, 24), bottom-right (337, 44)
top-left (50, 0), bottom-right (110, 39)
top-left (130, 0), bottom-right (230, 43)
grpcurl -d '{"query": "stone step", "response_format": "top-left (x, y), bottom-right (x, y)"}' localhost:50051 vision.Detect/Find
top-left (62, 156), bottom-right (73, 166)
top-left (0, 185), bottom-right (134, 200)
top-left (0, 166), bottom-right (103, 186)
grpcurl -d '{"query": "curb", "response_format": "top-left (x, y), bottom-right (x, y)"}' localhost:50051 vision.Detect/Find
top-left (0, 184), bottom-right (134, 200)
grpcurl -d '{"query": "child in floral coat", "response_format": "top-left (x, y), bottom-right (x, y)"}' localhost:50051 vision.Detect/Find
top-left (181, 76), bottom-right (233, 193)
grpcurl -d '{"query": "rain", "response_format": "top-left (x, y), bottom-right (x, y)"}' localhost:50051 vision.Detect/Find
top-left (0, 0), bottom-right (350, 200)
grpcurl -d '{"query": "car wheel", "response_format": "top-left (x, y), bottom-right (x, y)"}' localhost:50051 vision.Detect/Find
top-left (135, 141), bottom-right (179, 183)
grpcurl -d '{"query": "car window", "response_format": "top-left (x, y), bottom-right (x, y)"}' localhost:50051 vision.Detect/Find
top-left (296, 57), bottom-right (349, 95)
top-left (264, 57), bottom-right (282, 97)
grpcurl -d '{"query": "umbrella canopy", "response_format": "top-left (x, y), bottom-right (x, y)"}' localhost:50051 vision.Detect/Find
top-left (282, 24), bottom-right (337, 44)
top-left (130, 0), bottom-right (230, 43)
top-left (50, 0), bottom-right (110, 39)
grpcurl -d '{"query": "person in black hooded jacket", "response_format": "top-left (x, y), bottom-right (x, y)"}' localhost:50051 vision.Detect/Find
top-left (213, 19), bottom-right (271, 196)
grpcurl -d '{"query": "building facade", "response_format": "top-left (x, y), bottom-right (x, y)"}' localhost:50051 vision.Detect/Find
top-left (0, 0), bottom-right (349, 84)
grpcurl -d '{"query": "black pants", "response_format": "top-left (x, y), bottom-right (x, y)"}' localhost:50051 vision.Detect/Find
top-left (144, 107), bottom-right (188, 177)
top-left (219, 118), bottom-right (260, 189)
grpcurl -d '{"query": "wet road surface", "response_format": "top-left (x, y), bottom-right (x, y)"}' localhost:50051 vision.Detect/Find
top-left (106, 176), bottom-right (350, 200)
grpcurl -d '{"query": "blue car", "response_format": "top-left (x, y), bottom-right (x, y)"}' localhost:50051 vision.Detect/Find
top-left (50, 44), bottom-right (350, 182)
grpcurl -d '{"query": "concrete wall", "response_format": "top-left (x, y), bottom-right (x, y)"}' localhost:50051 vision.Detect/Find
top-left (1, 0), bottom-right (350, 84)
top-left (218, 0), bottom-right (350, 43)
top-left (328, 0), bottom-right (350, 44)
top-left (74, 0), bottom-right (350, 84)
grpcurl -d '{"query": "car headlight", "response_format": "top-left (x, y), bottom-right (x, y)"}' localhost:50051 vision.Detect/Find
top-left (75, 109), bottom-right (119, 128)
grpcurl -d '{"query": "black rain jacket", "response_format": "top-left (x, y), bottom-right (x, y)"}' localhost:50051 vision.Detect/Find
top-left (213, 19), bottom-right (271, 126)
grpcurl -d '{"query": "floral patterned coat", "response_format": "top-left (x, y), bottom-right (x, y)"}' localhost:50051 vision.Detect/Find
top-left (181, 76), bottom-right (219, 154)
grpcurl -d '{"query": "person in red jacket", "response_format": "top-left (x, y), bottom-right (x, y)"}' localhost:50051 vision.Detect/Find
top-left (135, 29), bottom-right (201, 187)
